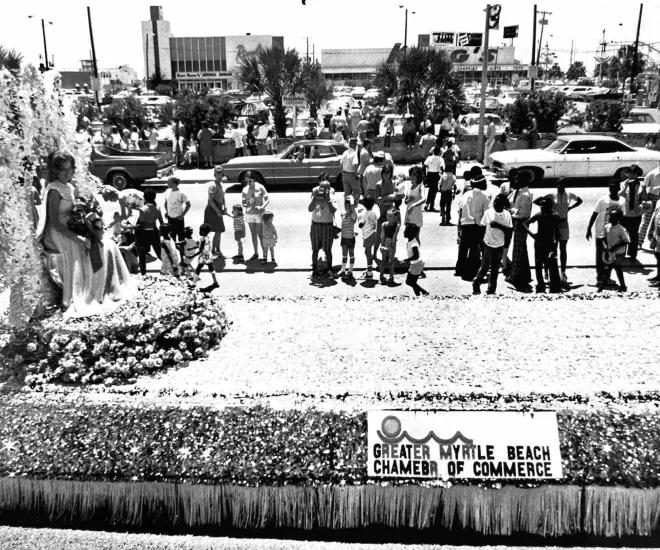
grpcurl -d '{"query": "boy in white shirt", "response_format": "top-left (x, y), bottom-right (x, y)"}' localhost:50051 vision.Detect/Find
top-left (473, 194), bottom-right (513, 295)
top-left (358, 196), bottom-right (378, 279)
top-left (164, 176), bottom-right (191, 246)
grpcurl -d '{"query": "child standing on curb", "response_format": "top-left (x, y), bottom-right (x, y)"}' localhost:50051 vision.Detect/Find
top-left (229, 204), bottom-right (245, 261)
top-left (339, 196), bottom-right (358, 279)
top-left (181, 226), bottom-right (199, 281)
top-left (524, 197), bottom-right (561, 293)
top-left (379, 204), bottom-right (401, 285)
top-left (261, 211), bottom-right (278, 264)
top-left (404, 224), bottom-right (428, 296)
top-left (195, 223), bottom-right (219, 291)
top-left (598, 209), bottom-right (630, 293)
top-left (359, 197), bottom-right (378, 279)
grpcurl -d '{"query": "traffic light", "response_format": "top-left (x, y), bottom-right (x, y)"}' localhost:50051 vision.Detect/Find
top-left (489, 5), bottom-right (502, 30)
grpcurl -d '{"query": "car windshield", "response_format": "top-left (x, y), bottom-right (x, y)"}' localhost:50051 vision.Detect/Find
top-left (545, 139), bottom-right (569, 152)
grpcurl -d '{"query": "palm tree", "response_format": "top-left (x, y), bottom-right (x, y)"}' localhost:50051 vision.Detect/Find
top-left (302, 62), bottom-right (334, 120)
top-left (238, 46), bottom-right (304, 137)
top-left (374, 46), bottom-right (464, 132)
top-left (0, 46), bottom-right (23, 73)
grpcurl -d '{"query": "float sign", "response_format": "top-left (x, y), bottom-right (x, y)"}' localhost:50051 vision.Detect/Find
top-left (368, 411), bottom-right (563, 480)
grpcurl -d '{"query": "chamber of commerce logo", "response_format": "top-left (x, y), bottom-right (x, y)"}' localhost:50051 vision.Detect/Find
top-left (377, 415), bottom-right (473, 446)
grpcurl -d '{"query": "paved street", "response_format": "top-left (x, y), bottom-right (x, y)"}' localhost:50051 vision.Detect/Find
top-left (122, 164), bottom-right (659, 296)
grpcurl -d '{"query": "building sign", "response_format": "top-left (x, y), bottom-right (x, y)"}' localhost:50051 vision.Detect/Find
top-left (457, 33), bottom-right (483, 47)
top-left (528, 66), bottom-right (539, 78)
top-left (177, 71), bottom-right (232, 78)
top-left (503, 25), bottom-right (519, 39)
top-left (432, 32), bottom-right (455, 45)
top-left (368, 411), bottom-right (563, 479)
top-left (444, 47), bottom-right (515, 65)
top-left (453, 64), bottom-right (522, 72)
top-left (283, 96), bottom-right (306, 107)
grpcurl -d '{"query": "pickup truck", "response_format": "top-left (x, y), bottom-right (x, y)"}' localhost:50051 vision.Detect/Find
top-left (89, 145), bottom-right (177, 190)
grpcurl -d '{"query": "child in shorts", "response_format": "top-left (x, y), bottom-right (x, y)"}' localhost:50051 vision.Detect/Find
top-left (338, 196), bottom-right (358, 278)
top-left (261, 210), bottom-right (277, 263)
top-left (598, 209), bottom-right (630, 293)
top-left (379, 204), bottom-right (401, 285)
top-left (181, 226), bottom-right (200, 280)
top-left (405, 224), bottom-right (428, 296)
top-left (358, 196), bottom-right (378, 279)
top-left (229, 204), bottom-right (245, 261)
top-left (195, 223), bottom-right (219, 291)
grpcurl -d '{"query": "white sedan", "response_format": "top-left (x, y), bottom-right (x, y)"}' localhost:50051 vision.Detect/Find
top-left (490, 135), bottom-right (660, 185)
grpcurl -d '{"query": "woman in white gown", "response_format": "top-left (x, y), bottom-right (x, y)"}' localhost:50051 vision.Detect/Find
top-left (36, 151), bottom-right (137, 317)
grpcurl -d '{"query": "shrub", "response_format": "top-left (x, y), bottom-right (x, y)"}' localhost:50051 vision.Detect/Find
top-left (585, 100), bottom-right (626, 133)
top-left (501, 91), bottom-right (571, 133)
top-left (157, 102), bottom-right (174, 127)
top-left (173, 91), bottom-right (234, 137)
top-left (0, 276), bottom-right (230, 386)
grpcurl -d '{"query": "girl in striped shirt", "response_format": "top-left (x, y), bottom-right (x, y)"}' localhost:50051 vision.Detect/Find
top-left (338, 196), bottom-right (358, 278)
top-left (229, 204), bottom-right (246, 261)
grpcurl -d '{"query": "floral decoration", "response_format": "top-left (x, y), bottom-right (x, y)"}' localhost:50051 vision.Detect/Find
top-left (0, 276), bottom-right (231, 386)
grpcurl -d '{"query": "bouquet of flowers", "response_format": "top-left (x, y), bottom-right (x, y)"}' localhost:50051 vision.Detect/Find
top-left (68, 193), bottom-right (104, 271)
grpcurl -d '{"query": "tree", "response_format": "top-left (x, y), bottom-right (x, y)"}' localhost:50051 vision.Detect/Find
top-left (546, 63), bottom-right (563, 80)
top-left (0, 46), bottom-right (23, 73)
top-left (373, 46), bottom-right (465, 131)
top-left (172, 90), bottom-right (233, 137)
top-left (585, 100), bottom-right (627, 132)
top-left (301, 62), bottom-right (334, 120)
top-left (565, 61), bottom-right (586, 81)
top-left (605, 45), bottom-right (646, 86)
top-left (238, 46), bottom-right (305, 137)
top-left (501, 91), bottom-right (571, 133)
top-left (148, 67), bottom-right (165, 90)
top-left (103, 95), bottom-right (149, 131)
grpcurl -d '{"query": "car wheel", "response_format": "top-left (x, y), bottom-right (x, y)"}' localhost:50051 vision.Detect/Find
top-left (518, 167), bottom-right (543, 186)
top-left (332, 173), bottom-right (343, 192)
top-left (108, 171), bottom-right (131, 190)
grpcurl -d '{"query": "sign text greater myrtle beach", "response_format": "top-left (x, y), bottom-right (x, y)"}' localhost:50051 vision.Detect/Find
top-left (367, 411), bottom-right (563, 480)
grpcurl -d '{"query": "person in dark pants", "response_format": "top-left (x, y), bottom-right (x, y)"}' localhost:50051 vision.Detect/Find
top-left (133, 188), bottom-right (163, 276)
top-left (455, 174), bottom-right (489, 281)
top-left (505, 171), bottom-right (534, 292)
top-left (526, 112), bottom-right (538, 149)
top-left (309, 172), bottom-right (338, 278)
top-left (164, 176), bottom-right (191, 247)
top-left (618, 164), bottom-right (645, 261)
top-left (524, 197), bottom-right (561, 293)
top-left (473, 194), bottom-right (512, 295)
top-left (423, 146), bottom-right (443, 211)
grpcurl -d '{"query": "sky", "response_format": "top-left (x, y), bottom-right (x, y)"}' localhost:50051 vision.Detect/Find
top-left (2, 0), bottom-right (659, 79)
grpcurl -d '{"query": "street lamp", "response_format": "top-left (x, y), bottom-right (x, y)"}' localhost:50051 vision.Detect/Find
top-left (399, 5), bottom-right (416, 50)
top-left (145, 33), bottom-right (154, 90)
top-left (598, 23), bottom-right (622, 83)
top-left (28, 15), bottom-right (53, 72)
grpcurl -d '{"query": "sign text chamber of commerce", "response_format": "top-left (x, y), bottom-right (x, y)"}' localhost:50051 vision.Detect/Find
top-left (367, 411), bottom-right (563, 480)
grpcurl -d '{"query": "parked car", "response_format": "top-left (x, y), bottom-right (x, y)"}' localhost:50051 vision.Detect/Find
top-left (490, 135), bottom-right (660, 185)
top-left (457, 113), bottom-right (505, 136)
top-left (468, 97), bottom-right (502, 112)
top-left (89, 145), bottom-right (176, 190)
top-left (336, 95), bottom-right (355, 107)
top-left (351, 86), bottom-right (367, 99)
top-left (363, 88), bottom-right (380, 100)
top-left (621, 109), bottom-right (660, 134)
top-left (379, 114), bottom-right (404, 136)
top-left (333, 85), bottom-right (352, 96)
top-left (221, 140), bottom-right (347, 188)
top-left (497, 91), bottom-right (521, 106)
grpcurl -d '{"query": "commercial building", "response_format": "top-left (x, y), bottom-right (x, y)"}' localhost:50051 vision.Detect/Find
top-left (418, 34), bottom-right (525, 85)
top-left (321, 47), bottom-right (400, 84)
top-left (59, 62), bottom-right (140, 91)
top-left (141, 6), bottom-right (283, 91)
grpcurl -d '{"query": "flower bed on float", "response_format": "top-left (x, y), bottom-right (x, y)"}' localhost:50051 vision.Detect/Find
top-left (1, 294), bottom-right (660, 540)
top-left (0, 277), bottom-right (230, 386)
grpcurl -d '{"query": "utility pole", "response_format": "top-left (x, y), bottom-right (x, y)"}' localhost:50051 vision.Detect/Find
top-left (476, 4), bottom-right (491, 164)
top-left (569, 40), bottom-right (574, 67)
top-left (631, 3), bottom-right (643, 99)
top-left (87, 7), bottom-right (100, 107)
top-left (536, 10), bottom-right (551, 66)
top-left (598, 29), bottom-right (607, 83)
top-left (41, 19), bottom-right (49, 70)
top-left (531, 5), bottom-right (537, 91)
top-left (404, 9), bottom-right (408, 50)
top-left (302, 36), bottom-right (312, 63)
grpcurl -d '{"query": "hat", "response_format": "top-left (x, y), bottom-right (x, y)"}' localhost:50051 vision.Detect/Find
top-left (262, 210), bottom-right (273, 217)
top-left (349, 137), bottom-right (358, 144)
top-left (472, 174), bottom-right (487, 187)
top-left (537, 196), bottom-right (553, 208)
top-left (373, 151), bottom-right (385, 161)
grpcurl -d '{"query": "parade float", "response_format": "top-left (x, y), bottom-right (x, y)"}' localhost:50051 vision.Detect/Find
top-left (0, 69), bottom-right (659, 547)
